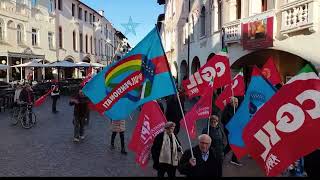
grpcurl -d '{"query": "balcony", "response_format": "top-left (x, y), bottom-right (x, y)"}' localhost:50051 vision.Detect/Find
top-left (280, 0), bottom-right (319, 36)
top-left (223, 19), bottom-right (241, 44)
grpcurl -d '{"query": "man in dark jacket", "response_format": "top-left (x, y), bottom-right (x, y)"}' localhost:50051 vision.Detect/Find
top-left (151, 122), bottom-right (182, 177)
top-left (19, 84), bottom-right (35, 125)
top-left (165, 95), bottom-right (183, 135)
top-left (69, 89), bottom-right (89, 142)
top-left (178, 134), bottom-right (219, 177)
top-left (51, 80), bottom-right (60, 113)
top-left (202, 115), bottom-right (227, 177)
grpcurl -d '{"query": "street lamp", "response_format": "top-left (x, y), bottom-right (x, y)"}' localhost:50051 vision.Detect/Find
top-left (1, 60), bottom-right (6, 65)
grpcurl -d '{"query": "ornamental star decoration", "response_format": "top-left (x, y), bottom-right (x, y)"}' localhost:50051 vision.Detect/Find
top-left (121, 16), bottom-right (140, 36)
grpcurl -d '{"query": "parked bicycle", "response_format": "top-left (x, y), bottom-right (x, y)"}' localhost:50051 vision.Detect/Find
top-left (10, 103), bottom-right (36, 129)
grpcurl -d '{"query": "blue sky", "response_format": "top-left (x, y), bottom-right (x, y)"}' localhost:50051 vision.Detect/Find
top-left (81, 0), bottom-right (164, 47)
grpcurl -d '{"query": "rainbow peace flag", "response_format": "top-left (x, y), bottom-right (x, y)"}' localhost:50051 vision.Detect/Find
top-left (82, 27), bottom-right (176, 120)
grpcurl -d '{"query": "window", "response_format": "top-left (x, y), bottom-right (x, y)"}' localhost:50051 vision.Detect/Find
top-left (48, 32), bottom-right (54, 49)
top-left (236, 0), bottom-right (241, 19)
top-left (85, 35), bottom-right (88, 53)
top-left (59, 26), bottom-right (63, 48)
top-left (106, 28), bottom-right (108, 39)
top-left (200, 6), bottom-right (206, 37)
top-left (78, 7), bottom-right (82, 20)
top-left (218, 0), bottom-right (222, 29)
top-left (32, 0), bottom-right (37, 8)
top-left (49, 0), bottom-right (55, 12)
top-left (262, 0), bottom-right (268, 12)
top-left (94, 38), bottom-right (96, 55)
top-left (90, 13), bottom-right (92, 24)
top-left (58, 0), bottom-right (62, 11)
top-left (80, 33), bottom-right (83, 52)
top-left (0, 20), bottom-right (4, 41)
top-left (72, 4), bottom-right (75, 17)
top-left (189, 16), bottom-right (195, 42)
top-left (17, 24), bottom-right (23, 44)
top-left (84, 11), bottom-right (87, 22)
top-left (90, 36), bottom-right (93, 54)
top-left (32, 28), bottom-right (38, 46)
top-left (93, 15), bottom-right (95, 23)
top-left (73, 31), bottom-right (76, 51)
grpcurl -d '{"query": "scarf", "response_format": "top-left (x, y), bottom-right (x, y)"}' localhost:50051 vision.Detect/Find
top-left (159, 132), bottom-right (179, 166)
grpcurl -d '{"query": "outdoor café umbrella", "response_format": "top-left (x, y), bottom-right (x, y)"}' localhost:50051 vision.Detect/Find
top-left (47, 60), bottom-right (77, 68)
top-left (11, 60), bottom-right (46, 68)
top-left (75, 62), bottom-right (91, 67)
top-left (0, 64), bottom-right (9, 70)
top-left (90, 62), bottom-right (105, 68)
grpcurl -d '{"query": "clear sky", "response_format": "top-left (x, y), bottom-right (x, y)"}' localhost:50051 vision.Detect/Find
top-left (81, 0), bottom-right (164, 47)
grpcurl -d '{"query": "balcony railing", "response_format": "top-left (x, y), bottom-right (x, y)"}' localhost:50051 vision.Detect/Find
top-left (223, 19), bottom-right (241, 44)
top-left (280, 0), bottom-right (318, 35)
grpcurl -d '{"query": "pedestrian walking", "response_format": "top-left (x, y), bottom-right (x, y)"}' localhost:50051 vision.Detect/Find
top-left (221, 96), bottom-right (242, 166)
top-left (51, 80), bottom-right (60, 113)
top-left (165, 95), bottom-right (183, 135)
top-left (110, 120), bottom-right (127, 155)
top-left (202, 115), bottom-right (227, 177)
top-left (69, 89), bottom-right (89, 143)
top-left (151, 122), bottom-right (182, 177)
top-left (19, 83), bottom-right (35, 125)
top-left (178, 134), bottom-right (219, 177)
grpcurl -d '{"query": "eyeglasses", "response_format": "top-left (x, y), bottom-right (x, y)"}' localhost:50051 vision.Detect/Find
top-left (200, 141), bottom-right (210, 145)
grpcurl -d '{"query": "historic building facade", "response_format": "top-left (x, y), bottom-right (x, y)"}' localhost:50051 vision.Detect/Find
top-left (0, 0), bottom-right (128, 82)
top-left (158, 0), bottom-right (320, 85)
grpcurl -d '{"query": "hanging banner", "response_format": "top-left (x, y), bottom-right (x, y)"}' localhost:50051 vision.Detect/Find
top-left (242, 15), bottom-right (274, 50)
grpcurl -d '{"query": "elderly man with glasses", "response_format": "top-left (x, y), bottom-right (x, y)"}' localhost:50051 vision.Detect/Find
top-left (178, 134), bottom-right (219, 177)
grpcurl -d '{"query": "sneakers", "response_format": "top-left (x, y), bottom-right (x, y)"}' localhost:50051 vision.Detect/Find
top-left (80, 136), bottom-right (85, 140)
top-left (73, 138), bottom-right (80, 142)
top-left (230, 160), bottom-right (243, 166)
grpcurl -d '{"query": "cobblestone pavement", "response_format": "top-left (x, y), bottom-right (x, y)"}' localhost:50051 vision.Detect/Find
top-left (0, 96), bottom-right (264, 177)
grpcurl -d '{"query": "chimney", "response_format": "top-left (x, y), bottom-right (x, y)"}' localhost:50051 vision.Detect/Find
top-left (98, 10), bottom-right (104, 16)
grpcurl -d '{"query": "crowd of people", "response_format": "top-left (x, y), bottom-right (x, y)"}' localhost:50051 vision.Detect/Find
top-left (8, 80), bottom-right (320, 177)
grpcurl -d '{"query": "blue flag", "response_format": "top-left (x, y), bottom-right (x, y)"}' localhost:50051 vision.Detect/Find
top-left (82, 27), bottom-right (176, 120)
top-left (226, 66), bottom-right (277, 159)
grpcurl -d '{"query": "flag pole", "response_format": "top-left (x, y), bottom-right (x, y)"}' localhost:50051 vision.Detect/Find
top-left (155, 25), bottom-right (195, 158)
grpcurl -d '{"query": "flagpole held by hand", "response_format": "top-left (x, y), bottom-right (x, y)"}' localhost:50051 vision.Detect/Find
top-left (155, 25), bottom-right (194, 159)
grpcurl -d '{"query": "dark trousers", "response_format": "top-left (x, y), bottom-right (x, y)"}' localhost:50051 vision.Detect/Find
top-left (52, 95), bottom-right (59, 112)
top-left (111, 132), bottom-right (125, 150)
top-left (217, 155), bottom-right (224, 177)
top-left (157, 164), bottom-right (177, 178)
top-left (74, 117), bottom-right (84, 138)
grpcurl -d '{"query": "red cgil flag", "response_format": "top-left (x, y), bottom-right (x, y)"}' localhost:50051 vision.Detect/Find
top-left (182, 48), bottom-right (232, 99)
top-left (128, 101), bottom-right (167, 168)
top-left (215, 69), bottom-right (245, 111)
top-left (80, 67), bottom-right (93, 87)
top-left (181, 86), bottom-right (214, 139)
top-left (262, 57), bottom-right (282, 86)
top-left (34, 89), bottom-right (54, 107)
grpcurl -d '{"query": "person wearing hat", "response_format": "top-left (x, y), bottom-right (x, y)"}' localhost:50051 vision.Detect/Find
top-left (151, 122), bottom-right (183, 177)
top-left (51, 80), bottom-right (60, 113)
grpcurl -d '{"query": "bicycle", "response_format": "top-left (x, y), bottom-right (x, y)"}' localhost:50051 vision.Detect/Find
top-left (10, 104), bottom-right (21, 126)
top-left (20, 103), bottom-right (37, 129)
top-left (11, 103), bottom-right (37, 129)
